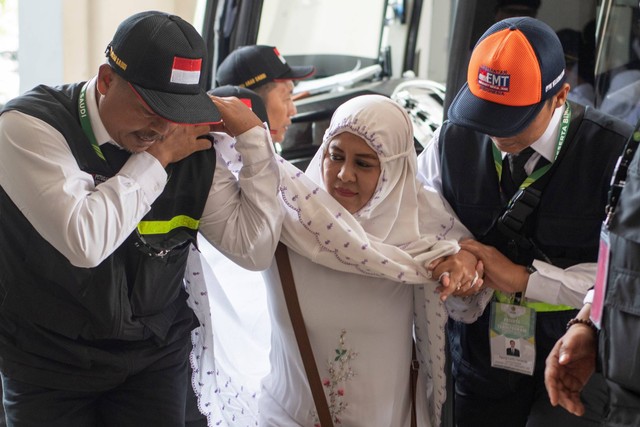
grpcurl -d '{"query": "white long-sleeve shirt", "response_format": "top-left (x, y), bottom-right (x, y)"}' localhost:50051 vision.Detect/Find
top-left (0, 77), bottom-right (283, 270)
top-left (416, 106), bottom-right (596, 309)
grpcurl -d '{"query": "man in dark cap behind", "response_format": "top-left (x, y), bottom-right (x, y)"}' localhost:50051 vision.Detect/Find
top-left (0, 11), bottom-right (283, 426)
top-left (495, 0), bottom-right (541, 21)
top-left (216, 45), bottom-right (315, 143)
top-left (418, 17), bottom-right (631, 426)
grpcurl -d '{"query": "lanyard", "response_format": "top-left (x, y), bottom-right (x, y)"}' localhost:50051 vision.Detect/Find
top-left (605, 118), bottom-right (640, 229)
top-left (78, 82), bottom-right (106, 161)
top-left (492, 102), bottom-right (572, 191)
top-left (77, 82), bottom-right (182, 253)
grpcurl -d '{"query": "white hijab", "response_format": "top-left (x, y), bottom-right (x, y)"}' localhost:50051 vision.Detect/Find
top-left (278, 94), bottom-right (459, 280)
top-left (309, 94), bottom-right (434, 245)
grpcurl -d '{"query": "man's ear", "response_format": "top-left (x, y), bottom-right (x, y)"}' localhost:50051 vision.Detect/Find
top-left (97, 64), bottom-right (116, 95)
top-left (553, 83), bottom-right (571, 109)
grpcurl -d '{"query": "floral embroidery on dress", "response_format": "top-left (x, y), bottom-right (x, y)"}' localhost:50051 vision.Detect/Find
top-left (311, 329), bottom-right (357, 426)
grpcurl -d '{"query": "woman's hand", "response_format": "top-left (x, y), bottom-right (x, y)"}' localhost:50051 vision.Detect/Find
top-left (428, 247), bottom-right (484, 301)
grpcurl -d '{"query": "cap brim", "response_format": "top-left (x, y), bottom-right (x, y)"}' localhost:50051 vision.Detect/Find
top-left (207, 85), bottom-right (269, 125)
top-left (277, 65), bottom-right (316, 82)
top-left (131, 84), bottom-right (222, 125)
top-left (448, 83), bottom-right (544, 137)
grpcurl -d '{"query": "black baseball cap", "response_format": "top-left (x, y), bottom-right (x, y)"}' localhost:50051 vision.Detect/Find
top-left (216, 45), bottom-right (315, 90)
top-left (105, 11), bottom-right (221, 125)
top-left (207, 86), bottom-right (269, 126)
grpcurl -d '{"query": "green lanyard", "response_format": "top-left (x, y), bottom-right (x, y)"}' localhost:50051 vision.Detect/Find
top-left (77, 82), bottom-right (188, 246)
top-left (492, 102), bottom-right (571, 190)
top-left (492, 103), bottom-right (573, 311)
top-left (78, 82), bottom-right (106, 161)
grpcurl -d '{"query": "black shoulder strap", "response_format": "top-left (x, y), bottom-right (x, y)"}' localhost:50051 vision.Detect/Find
top-left (275, 243), bottom-right (334, 427)
top-left (495, 102), bottom-right (585, 259)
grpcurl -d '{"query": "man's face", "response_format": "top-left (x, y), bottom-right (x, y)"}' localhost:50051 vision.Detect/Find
top-left (489, 101), bottom-right (555, 153)
top-left (97, 65), bottom-right (178, 153)
top-left (262, 80), bottom-right (297, 142)
top-left (490, 84), bottom-right (570, 154)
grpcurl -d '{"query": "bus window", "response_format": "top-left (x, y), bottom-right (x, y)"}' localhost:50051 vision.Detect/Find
top-left (595, 0), bottom-right (640, 126)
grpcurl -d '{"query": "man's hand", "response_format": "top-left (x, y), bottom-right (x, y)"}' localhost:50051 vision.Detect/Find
top-left (145, 94), bottom-right (266, 168)
top-left (544, 310), bottom-right (597, 416)
top-left (428, 248), bottom-right (484, 301)
top-left (459, 239), bottom-right (529, 293)
top-left (146, 124), bottom-right (212, 168)
top-left (208, 96), bottom-right (263, 136)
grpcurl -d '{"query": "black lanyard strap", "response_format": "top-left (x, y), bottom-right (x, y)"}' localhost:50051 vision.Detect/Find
top-left (605, 119), bottom-right (640, 228)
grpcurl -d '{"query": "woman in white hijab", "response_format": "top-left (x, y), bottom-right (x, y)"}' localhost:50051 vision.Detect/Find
top-left (187, 94), bottom-right (490, 427)
top-left (260, 94), bottom-right (480, 427)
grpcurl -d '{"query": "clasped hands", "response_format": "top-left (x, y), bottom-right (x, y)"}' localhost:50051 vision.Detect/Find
top-left (431, 239), bottom-right (598, 416)
top-left (428, 244), bottom-right (484, 301)
top-left (428, 239), bottom-right (531, 301)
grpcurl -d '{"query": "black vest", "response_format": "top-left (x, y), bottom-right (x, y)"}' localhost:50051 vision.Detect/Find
top-left (0, 83), bottom-right (216, 346)
top-left (439, 103), bottom-right (630, 268)
top-left (599, 137), bottom-right (640, 421)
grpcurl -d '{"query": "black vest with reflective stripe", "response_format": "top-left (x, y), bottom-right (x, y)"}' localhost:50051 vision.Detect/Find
top-left (0, 83), bottom-right (215, 342)
top-left (438, 102), bottom-right (629, 268)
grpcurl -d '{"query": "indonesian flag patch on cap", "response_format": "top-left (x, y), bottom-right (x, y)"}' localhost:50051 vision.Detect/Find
top-left (105, 11), bottom-right (221, 124)
top-left (273, 47), bottom-right (287, 64)
top-left (170, 56), bottom-right (202, 85)
top-left (239, 98), bottom-right (253, 110)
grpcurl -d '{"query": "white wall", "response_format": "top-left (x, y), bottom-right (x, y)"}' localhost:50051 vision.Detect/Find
top-left (258, 0), bottom-right (385, 58)
top-left (18, 0), bottom-right (64, 92)
top-left (18, 0), bottom-right (197, 92)
top-left (418, 0), bottom-right (451, 83)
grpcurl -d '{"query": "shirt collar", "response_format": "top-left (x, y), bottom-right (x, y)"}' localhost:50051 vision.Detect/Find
top-left (529, 103), bottom-right (566, 163)
top-left (85, 77), bottom-right (116, 147)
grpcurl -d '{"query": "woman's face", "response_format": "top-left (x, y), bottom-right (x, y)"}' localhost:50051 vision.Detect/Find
top-left (322, 132), bottom-right (381, 214)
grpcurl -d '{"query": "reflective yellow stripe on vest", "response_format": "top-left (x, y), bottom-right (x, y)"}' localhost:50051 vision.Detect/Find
top-left (494, 291), bottom-right (575, 312)
top-left (137, 215), bottom-right (200, 235)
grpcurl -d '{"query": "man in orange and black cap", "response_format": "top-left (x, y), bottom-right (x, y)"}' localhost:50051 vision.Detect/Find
top-left (418, 17), bottom-right (632, 426)
top-left (216, 45), bottom-right (315, 143)
top-left (0, 11), bottom-right (283, 426)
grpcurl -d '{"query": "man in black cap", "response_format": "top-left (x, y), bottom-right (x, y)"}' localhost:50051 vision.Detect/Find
top-left (0, 11), bottom-right (283, 426)
top-left (418, 17), bottom-right (631, 426)
top-left (216, 45), bottom-right (315, 143)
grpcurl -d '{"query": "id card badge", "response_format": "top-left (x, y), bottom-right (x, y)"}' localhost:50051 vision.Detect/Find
top-left (590, 226), bottom-right (611, 329)
top-left (489, 301), bottom-right (536, 375)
